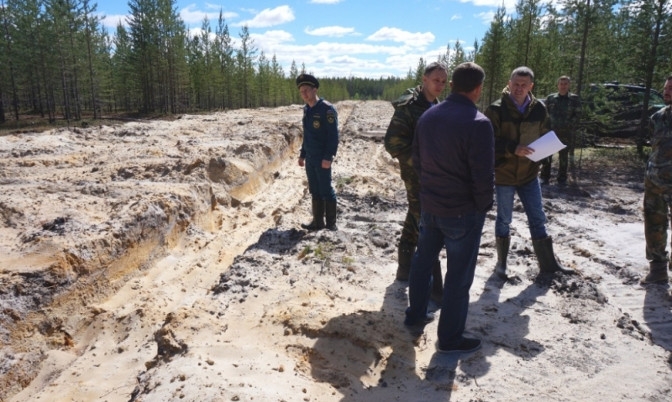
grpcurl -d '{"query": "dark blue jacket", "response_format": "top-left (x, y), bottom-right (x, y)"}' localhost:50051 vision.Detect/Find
top-left (412, 93), bottom-right (495, 217)
top-left (300, 99), bottom-right (339, 162)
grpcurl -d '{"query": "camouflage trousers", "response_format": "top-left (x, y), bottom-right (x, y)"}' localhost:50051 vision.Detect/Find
top-left (541, 130), bottom-right (575, 182)
top-left (644, 178), bottom-right (672, 262)
top-left (399, 159), bottom-right (421, 247)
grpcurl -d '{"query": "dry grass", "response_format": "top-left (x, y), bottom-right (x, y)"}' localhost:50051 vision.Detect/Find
top-left (572, 144), bottom-right (647, 185)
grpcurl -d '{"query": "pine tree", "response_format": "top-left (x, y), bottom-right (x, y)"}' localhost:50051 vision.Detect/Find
top-left (214, 10), bottom-right (234, 109)
top-left (236, 26), bottom-right (257, 108)
top-left (112, 23), bottom-right (135, 111)
top-left (475, 5), bottom-right (508, 106)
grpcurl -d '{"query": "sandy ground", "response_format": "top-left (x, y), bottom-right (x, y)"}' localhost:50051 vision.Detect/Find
top-left (1, 100), bottom-right (671, 402)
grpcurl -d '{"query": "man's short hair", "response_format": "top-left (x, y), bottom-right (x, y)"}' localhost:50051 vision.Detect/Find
top-left (557, 75), bottom-right (571, 83)
top-left (424, 62), bottom-right (448, 76)
top-left (510, 66), bottom-right (535, 82)
top-left (451, 62), bottom-right (485, 94)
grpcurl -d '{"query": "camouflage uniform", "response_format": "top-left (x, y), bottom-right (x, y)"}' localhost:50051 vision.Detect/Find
top-left (541, 92), bottom-right (582, 183)
top-left (644, 104), bottom-right (672, 265)
top-left (384, 86), bottom-right (443, 300)
top-left (385, 86), bottom-right (435, 250)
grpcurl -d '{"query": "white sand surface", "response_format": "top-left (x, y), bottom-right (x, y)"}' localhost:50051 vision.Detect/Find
top-left (1, 100), bottom-right (670, 402)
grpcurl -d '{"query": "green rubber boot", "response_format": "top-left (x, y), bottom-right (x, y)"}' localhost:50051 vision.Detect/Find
top-left (494, 236), bottom-right (510, 279)
top-left (532, 236), bottom-right (575, 275)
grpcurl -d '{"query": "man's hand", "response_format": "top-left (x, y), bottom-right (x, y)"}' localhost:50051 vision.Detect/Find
top-left (321, 159), bottom-right (332, 169)
top-left (514, 145), bottom-right (535, 157)
top-left (298, 157), bottom-right (305, 167)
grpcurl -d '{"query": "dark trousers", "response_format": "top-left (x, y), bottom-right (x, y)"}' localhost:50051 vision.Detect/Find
top-left (541, 131), bottom-right (575, 182)
top-left (305, 159), bottom-right (336, 201)
top-left (541, 146), bottom-right (573, 182)
top-left (405, 210), bottom-right (486, 348)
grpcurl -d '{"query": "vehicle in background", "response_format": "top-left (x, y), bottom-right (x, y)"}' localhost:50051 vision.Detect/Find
top-left (581, 83), bottom-right (665, 143)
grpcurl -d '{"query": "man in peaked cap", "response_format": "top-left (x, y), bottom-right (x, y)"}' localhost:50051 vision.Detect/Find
top-left (297, 73), bottom-right (320, 89)
top-left (296, 73), bottom-right (339, 231)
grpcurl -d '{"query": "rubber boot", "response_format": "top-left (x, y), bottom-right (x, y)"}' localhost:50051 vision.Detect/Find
top-left (540, 157), bottom-right (551, 185)
top-left (494, 236), bottom-right (510, 280)
top-left (532, 236), bottom-right (575, 275)
top-left (641, 261), bottom-right (669, 284)
top-left (396, 241), bottom-right (415, 281)
top-left (430, 259), bottom-right (443, 306)
top-left (301, 198), bottom-right (325, 231)
top-left (325, 200), bottom-right (337, 231)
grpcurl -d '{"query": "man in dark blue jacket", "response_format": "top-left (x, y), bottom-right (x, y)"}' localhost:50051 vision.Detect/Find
top-left (405, 62), bottom-right (494, 355)
top-left (296, 73), bottom-right (339, 231)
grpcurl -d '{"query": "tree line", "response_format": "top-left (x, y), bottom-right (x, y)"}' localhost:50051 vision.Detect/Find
top-left (0, 0), bottom-right (669, 126)
top-left (474, 0), bottom-right (671, 107)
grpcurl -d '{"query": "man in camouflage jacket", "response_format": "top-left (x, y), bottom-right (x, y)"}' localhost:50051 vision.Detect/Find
top-left (384, 62), bottom-right (447, 304)
top-left (541, 76), bottom-right (582, 185)
top-left (642, 75), bottom-right (672, 284)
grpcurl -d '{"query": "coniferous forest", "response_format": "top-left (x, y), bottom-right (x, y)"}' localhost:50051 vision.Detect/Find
top-left (0, 0), bottom-right (670, 127)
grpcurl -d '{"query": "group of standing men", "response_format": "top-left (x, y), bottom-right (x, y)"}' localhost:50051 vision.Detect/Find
top-left (394, 64), bottom-right (576, 354)
top-left (294, 65), bottom-right (672, 356)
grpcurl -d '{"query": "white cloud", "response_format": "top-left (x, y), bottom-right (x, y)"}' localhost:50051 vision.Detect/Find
top-left (305, 26), bottom-right (357, 37)
top-left (248, 35), bottom-right (433, 78)
top-left (366, 27), bottom-right (435, 48)
top-left (99, 13), bottom-right (127, 29)
top-left (276, 42), bottom-right (410, 60)
top-left (250, 30), bottom-right (295, 47)
top-left (475, 10), bottom-right (500, 26)
top-left (248, 33), bottom-right (397, 77)
top-left (99, 2), bottom-right (500, 79)
top-left (180, 4), bottom-right (237, 25)
top-left (204, 2), bottom-right (227, 10)
top-left (98, 5), bottom-right (239, 30)
top-left (460, 0), bottom-right (517, 8)
top-left (235, 5), bottom-right (295, 28)
top-left (458, 0), bottom-right (564, 15)
top-left (475, 10), bottom-right (495, 23)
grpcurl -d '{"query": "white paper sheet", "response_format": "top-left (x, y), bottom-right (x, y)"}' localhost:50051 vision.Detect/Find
top-left (526, 131), bottom-right (566, 162)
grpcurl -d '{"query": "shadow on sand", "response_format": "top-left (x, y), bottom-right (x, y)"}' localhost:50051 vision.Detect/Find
top-left (309, 282), bottom-right (428, 401)
top-left (308, 270), bottom-right (558, 400)
top-left (423, 272), bottom-right (549, 396)
top-left (643, 283), bottom-right (672, 366)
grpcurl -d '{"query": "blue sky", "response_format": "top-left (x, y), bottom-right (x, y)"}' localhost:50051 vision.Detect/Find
top-left (96, 0), bottom-right (522, 79)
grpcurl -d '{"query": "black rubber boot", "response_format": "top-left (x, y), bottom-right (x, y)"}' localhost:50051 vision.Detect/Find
top-left (301, 198), bottom-right (325, 231)
top-left (494, 236), bottom-right (510, 279)
top-left (325, 200), bottom-right (337, 231)
top-left (540, 157), bottom-right (551, 185)
top-left (396, 241), bottom-right (415, 281)
top-left (641, 261), bottom-right (669, 284)
top-left (532, 236), bottom-right (575, 275)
